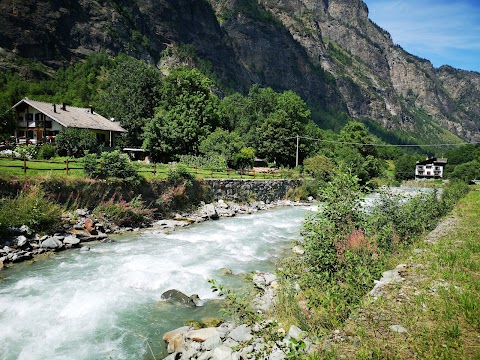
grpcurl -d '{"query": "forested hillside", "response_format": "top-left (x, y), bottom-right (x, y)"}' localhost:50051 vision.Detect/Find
top-left (0, 0), bottom-right (479, 144)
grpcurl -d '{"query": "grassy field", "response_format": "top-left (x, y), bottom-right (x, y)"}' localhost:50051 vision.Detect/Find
top-left (325, 185), bottom-right (480, 359)
top-left (0, 157), bottom-right (286, 180)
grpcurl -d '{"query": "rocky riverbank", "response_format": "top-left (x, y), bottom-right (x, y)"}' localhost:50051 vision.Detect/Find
top-left (161, 272), bottom-right (312, 360)
top-left (0, 199), bottom-right (312, 269)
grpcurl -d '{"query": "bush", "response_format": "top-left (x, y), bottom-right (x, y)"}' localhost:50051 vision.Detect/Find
top-left (232, 147), bottom-right (255, 170)
top-left (38, 144), bottom-right (56, 159)
top-left (83, 150), bottom-right (140, 184)
top-left (178, 154), bottom-right (227, 170)
top-left (303, 154), bottom-right (335, 182)
top-left (167, 163), bottom-right (194, 185)
top-left (56, 127), bottom-right (99, 157)
top-left (93, 194), bottom-right (155, 228)
top-left (15, 144), bottom-right (39, 159)
top-left (0, 185), bottom-right (63, 234)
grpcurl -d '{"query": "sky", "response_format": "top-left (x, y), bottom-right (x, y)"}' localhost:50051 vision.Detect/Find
top-left (363, 0), bottom-right (480, 72)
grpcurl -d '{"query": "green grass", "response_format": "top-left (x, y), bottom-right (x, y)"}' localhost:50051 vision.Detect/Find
top-left (0, 157), bottom-right (289, 180)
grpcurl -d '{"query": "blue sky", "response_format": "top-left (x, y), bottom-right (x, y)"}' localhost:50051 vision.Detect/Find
top-left (363, 0), bottom-right (480, 72)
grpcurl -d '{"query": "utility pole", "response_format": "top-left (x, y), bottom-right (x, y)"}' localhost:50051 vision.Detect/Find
top-left (295, 134), bottom-right (300, 168)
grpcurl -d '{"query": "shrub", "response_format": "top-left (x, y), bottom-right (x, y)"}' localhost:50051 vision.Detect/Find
top-left (178, 154), bottom-right (227, 170)
top-left (167, 163), bottom-right (194, 185)
top-left (93, 194), bottom-right (155, 228)
top-left (56, 127), bottom-right (99, 157)
top-left (232, 147), bottom-right (255, 170)
top-left (0, 185), bottom-right (63, 234)
top-left (38, 144), bottom-right (56, 159)
top-left (303, 155), bottom-right (335, 182)
top-left (83, 150), bottom-right (140, 184)
top-left (15, 144), bottom-right (39, 159)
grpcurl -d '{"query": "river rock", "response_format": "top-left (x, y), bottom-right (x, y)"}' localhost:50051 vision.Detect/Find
top-left (84, 218), bottom-right (95, 233)
top-left (228, 324), bottom-right (253, 342)
top-left (212, 345), bottom-right (233, 360)
top-left (187, 327), bottom-right (219, 342)
top-left (0, 260), bottom-right (4, 269)
top-left (161, 289), bottom-right (198, 307)
top-left (269, 349), bottom-right (286, 360)
top-left (203, 332), bottom-right (223, 350)
top-left (253, 272), bottom-right (277, 290)
top-left (41, 237), bottom-right (63, 249)
top-left (287, 325), bottom-right (305, 341)
top-left (3, 246), bottom-right (13, 253)
top-left (75, 208), bottom-right (88, 216)
top-left (19, 225), bottom-right (33, 236)
top-left (163, 326), bottom-right (191, 354)
top-left (204, 204), bottom-right (219, 219)
top-left (80, 246), bottom-right (90, 252)
top-left (292, 245), bottom-right (305, 255)
top-left (16, 235), bottom-right (29, 248)
top-left (63, 235), bottom-right (81, 245)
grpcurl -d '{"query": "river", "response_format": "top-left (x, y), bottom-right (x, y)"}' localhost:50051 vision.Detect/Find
top-left (0, 206), bottom-right (311, 360)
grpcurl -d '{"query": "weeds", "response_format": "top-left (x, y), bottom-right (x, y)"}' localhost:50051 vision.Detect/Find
top-left (0, 184), bottom-right (63, 234)
top-left (93, 194), bottom-right (155, 228)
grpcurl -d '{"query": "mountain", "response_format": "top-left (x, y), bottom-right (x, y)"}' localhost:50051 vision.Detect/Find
top-left (1, 0), bottom-right (479, 143)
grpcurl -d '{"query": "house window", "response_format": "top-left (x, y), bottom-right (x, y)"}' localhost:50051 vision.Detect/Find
top-left (45, 121), bottom-right (52, 129)
top-left (27, 113), bottom-right (33, 121)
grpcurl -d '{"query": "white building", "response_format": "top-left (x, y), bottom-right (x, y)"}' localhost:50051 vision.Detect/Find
top-left (415, 157), bottom-right (448, 179)
top-left (12, 98), bottom-right (126, 147)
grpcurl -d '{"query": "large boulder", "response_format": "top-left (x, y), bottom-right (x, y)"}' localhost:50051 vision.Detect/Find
top-left (41, 237), bottom-right (63, 249)
top-left (163, 326), bottom-right (191, 354)
top-left (203, 204), bottom-right (219, 219)
top-left (16, 235), bottom-right (29, 249)
top-left (228, 324), bottom-right (253, 342)
top-left (212, 345), bottom-right (233, 360)
top-left (161, 289), bottom-right (198, 307)
top-left (63, 235), bottom-right (81, 245)
top-left (187, 327), bottom-right (218, 342)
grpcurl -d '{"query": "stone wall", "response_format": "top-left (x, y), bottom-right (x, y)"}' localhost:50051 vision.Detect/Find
top-left (203, 179), bottom-right (301, 203)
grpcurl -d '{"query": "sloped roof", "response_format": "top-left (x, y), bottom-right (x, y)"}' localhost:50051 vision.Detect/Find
top-left (416, 157), bottom-right (448, 166)
top-left (14, 99), bottom-right (126, 133)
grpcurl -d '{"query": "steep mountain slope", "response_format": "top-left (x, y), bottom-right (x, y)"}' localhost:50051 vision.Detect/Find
top-left (0, 0), bottom-right (478, 142)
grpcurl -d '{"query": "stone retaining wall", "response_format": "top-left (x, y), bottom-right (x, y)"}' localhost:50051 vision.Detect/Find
top-left (203, 179), bottom-right (301, 203)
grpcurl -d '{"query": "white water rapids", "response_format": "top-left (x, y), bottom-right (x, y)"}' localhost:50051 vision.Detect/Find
top-left (0, 206), bottom-right (310, 360)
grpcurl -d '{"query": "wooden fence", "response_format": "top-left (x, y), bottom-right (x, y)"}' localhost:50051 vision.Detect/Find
top-left (0, 156), bottom-right (281, 179)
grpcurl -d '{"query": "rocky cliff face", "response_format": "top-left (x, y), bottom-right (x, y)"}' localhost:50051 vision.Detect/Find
top-left (1, 0), bottom-right (478, 142)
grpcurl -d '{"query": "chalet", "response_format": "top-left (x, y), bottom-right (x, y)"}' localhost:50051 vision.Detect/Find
top-left (12, 98), bottom-right (126, 147)
top-left (415, 157), bottom-right (448, 179)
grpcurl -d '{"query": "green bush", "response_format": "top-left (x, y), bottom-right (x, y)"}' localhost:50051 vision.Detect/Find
top-left (15, 144), bottom-right (39, 159)
top-left (93, 194), bottom-right (155, 228)
top-left (83, 150), bottom-right (140, 184)
top-left (38, 144), bottom-right (56, 160)
top-left (56, 127), bottom-right (99, 157)
top-left (178, 154), bottom-right (227, 170)
top-left (167, 164), bottom-right (194, 185)
top-left (0, 185), bottom-right (63, 234)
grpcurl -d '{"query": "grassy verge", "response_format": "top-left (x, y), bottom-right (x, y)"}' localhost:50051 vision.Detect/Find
top-left (0, 157), bottom-right (289, 180)
top-left (323, 186), bottom-right (480, 359)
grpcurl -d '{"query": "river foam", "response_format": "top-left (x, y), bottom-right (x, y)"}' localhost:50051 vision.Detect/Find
top-left (0, 206), bottom-right (309, 360)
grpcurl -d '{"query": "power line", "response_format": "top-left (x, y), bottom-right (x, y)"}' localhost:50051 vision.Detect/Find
top-left (280, 135), bottom-right (474, 148)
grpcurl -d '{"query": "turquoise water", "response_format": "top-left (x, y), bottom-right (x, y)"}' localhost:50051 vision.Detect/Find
top-left (0, 206), bottom-right (309, 360)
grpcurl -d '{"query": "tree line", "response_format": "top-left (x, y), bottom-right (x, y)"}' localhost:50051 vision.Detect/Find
top-left (1, 53), bottom-right (478, 184)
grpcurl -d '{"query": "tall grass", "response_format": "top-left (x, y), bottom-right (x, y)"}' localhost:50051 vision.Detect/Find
top-left (0, 185), bottom-right (63, 234)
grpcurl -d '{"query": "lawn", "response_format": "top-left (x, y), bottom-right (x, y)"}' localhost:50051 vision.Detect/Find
top-left (0, 157), bottom-right (286, 180)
